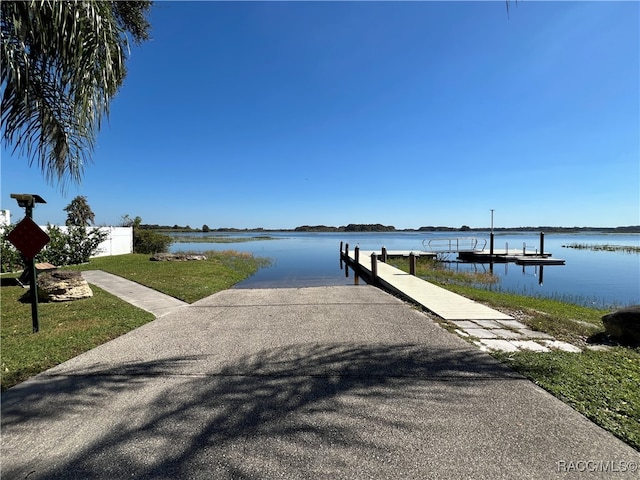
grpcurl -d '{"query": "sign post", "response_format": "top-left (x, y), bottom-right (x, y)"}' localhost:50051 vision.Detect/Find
top-left (7, 194), bottom-right (49, 333)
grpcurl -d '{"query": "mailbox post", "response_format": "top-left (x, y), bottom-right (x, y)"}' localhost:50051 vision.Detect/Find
top-left (7, 194), bottom-right (48, 333)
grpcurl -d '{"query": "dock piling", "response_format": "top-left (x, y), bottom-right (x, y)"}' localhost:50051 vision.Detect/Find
top-left (409, 252), bottom-right (416, 276)
top-left (490, 233), bottom-right (494, 258)
top-left (381, 246), bottom-right (387, 263)
top-left (371, 252), bottom-right (378, 281)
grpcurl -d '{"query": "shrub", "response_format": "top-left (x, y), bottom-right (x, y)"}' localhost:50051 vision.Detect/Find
top-left (133, 229), bottom-right (172, 254)
top-left (121, 214), bottom-right (172, 254)
top-left (0, 225), bottom-right (24, 273)
top-left (1, 224), bottom-right (108, 271)
top-left (36, 225), bottom-right (109, 266)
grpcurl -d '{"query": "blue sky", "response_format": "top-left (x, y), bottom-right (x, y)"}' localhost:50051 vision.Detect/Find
top-left (2, 1), bottom-right (639, 229)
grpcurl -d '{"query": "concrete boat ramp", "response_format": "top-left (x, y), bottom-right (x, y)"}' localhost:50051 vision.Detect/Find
top-left (3, 270), bottom-right (639, 478)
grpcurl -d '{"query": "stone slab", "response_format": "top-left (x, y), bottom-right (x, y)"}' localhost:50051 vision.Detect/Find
top-left (464, 328), bottom-right (499, 339)
top-left (541, 340), bottom-right (582, 353)
top-left (511, 340), bottom-right (551, 352)
top-left (477, 339), bottom-right (520, 353)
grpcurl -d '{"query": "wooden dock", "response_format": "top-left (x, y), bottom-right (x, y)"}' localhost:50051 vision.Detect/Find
top-left (343, 248), bottom-right (512, 321)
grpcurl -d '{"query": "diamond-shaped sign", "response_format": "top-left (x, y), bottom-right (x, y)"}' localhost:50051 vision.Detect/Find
top-left (7, 217), bottom-right (50, 259)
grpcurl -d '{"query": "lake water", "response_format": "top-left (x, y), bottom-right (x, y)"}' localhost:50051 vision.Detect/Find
top-left (170, 231), bottom-right (640, 309)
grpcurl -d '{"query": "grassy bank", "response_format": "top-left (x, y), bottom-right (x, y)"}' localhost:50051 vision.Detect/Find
top-left (389, 257), bottom-right (640, 451)
top-left (1, 251), bottom-right (268, 390)
top-left (67, 250), bottom-right (270, 303)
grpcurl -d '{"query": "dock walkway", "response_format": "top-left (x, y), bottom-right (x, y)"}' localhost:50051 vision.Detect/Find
top-left (350, 251), bottom-right (512, 321)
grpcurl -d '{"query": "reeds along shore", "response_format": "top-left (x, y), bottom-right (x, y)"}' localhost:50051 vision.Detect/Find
top-left (562, 243), bottom-right (640, 254)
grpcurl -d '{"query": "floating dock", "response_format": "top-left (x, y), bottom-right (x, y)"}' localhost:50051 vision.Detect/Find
top-left (369, 248), bottom-right (565, 265)
top-left (457, 250), bottom-right (565, 265)
top-left (341, 247), bottom-right (512, 321)
top-left (421, 234), bottom-right (565, 266)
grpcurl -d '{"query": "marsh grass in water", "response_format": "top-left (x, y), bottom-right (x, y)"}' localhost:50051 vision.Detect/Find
top-left (390, 258), bottom-right (639, 451)
top-left (562, 243), bottom-right (640, 254)
top-left (167, 235), bottom-right (280, 244)
top-left (388, 257), bottom-right (499, 286)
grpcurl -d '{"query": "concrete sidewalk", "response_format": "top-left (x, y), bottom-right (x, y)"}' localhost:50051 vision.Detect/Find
top-left (2, 284), bottom-right (638, 479)
top-left (81, 270), bottom-right (188, 317)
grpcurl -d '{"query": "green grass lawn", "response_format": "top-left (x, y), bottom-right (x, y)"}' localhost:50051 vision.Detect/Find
top-left (67, 250), bottom-right (270, 303)
top-left (389, 257), bottom-right (640, 451)
top-left (1, 251), bottom-right (269, 390)
top-left (1, 283), bottom-right (154, 390)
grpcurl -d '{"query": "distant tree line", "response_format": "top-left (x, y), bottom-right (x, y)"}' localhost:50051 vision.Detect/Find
top-left (124, 223), bottom-right (640, 234)
top-left (295, 224), bottom-right (396, 232)
top-left (138, 224), bottom-right (197, 232)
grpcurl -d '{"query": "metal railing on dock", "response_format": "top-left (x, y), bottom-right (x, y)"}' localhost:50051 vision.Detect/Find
top-left (422, 237), bottom-right (486, 253)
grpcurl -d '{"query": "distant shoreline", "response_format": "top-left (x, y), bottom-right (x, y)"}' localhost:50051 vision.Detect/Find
top-left (146, 224), bottom-right (640, 234)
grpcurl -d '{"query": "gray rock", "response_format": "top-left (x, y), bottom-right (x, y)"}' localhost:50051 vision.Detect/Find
top-left (23, 271), bottom-right (93, 303)
top-left (150, 253), bottom-right (207, 261)
top-left (601, 305), bottom-right (640, 346)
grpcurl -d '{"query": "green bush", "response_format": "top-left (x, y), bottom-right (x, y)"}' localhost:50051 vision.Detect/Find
top-left (35, 225), bottom-right (108, 266)
top-left (121, 214), bottom-right (172, 254)
top-left (1, 225), bottom-right (24, 273)
top-left (133, 228), bottom-right (172, 254)
top-left (1, 224), bottom-right (108, 271)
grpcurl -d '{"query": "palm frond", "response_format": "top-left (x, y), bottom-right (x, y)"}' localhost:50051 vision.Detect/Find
top-left (0, 0), bottom-right (151, 190)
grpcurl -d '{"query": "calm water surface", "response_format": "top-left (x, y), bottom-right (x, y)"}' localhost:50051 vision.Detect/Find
top-left (171, 231), bottom-right (640, 308)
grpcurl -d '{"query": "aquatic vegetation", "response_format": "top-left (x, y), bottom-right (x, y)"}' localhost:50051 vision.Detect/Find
top-left (388, 257), bottom-right (500, 286)
top-left (167, 235), bottom-right (280, 243)
top-left (562, 243), bottom-right (640, 254)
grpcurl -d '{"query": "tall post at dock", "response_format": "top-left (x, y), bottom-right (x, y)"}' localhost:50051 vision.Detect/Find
top-left (489, 209), bottom-right (495, 260)
top-left (354, 247), bottom-right (360, 285)
top-left (344, 243), bottom-right (349, 278)
top-left (371, 252), bottom-right (378, 282)
top-left (540, 232), bottom-right (545, 257)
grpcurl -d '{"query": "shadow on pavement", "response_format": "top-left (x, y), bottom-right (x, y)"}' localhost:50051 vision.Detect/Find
top-left (2, 342), bottom-right (517, 479)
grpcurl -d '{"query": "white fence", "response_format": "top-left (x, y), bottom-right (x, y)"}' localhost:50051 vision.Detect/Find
top-left (38, 226), bottom-right (133, 257)
top-left (91, 227), bottom-right (133, 257)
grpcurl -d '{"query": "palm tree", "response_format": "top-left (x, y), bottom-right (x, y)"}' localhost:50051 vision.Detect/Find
top-left (1, 1), bottom-right (152, 189)
top-left (64, 195), bottom-right (95, 227)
